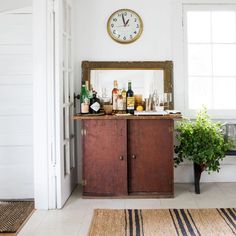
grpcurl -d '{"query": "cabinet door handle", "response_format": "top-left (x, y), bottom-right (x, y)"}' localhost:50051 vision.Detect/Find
top-left (132, 154), bottom-right (136, 159)
top-left (119, 156), bottom-right (124, 160)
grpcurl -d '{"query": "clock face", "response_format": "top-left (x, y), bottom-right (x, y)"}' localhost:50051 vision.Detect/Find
top-left (107, 9), bottom-right (143, 44)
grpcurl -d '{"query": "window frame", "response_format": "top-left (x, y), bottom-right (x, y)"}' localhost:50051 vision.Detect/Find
top-left (183, 3), bottom-right (236, 119)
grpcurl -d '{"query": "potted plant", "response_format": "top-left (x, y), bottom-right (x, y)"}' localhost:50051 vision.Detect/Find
top-left (174, 108), bottom-right (232, 194)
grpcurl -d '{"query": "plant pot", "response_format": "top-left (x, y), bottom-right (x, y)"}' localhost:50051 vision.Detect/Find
top-left (194, 162), bottom-right (206, 194)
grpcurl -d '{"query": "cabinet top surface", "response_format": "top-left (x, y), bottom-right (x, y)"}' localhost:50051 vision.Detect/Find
top-left (73, 114), bottom-right (182, 120)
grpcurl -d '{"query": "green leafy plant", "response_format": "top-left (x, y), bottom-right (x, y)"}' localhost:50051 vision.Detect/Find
top-left (174, 108), bottom-right (232, 173)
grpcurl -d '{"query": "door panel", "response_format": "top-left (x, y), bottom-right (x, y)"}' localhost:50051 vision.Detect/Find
top-left (55, 0), bottom-right (76, 208)
top-left (128, 120), bottom-right (173, 194)
top-left (83, 120), bottom-right (127, 196)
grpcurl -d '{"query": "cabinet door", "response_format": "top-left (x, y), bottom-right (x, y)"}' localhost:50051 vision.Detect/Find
top-left (83, 120), bottom-right (127, 196)
top-left (128, 120), bottom-right (173, 195)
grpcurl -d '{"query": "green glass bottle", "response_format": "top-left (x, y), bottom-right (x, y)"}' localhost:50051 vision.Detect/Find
top-left (80, 80), bottom-right (89, 114)
top-left (126, 82), bottom-right (134, 114)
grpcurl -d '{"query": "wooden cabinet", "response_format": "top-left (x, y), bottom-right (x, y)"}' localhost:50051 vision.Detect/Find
top-left (79, 116), bottom-right (176, 198)
top-left (128, 120), bottom-right (173, 196)
top-left (82, 120), bottom-right (128, 196)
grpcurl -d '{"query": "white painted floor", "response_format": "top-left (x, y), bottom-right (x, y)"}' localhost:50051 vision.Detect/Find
top-left (19, 183), bottom-right (236, 236)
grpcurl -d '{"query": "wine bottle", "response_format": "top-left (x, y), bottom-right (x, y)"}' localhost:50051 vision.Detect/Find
top-left (126, 82), bottom-right (134, 114)
top-left (117, 91), bottom-right (124, 112)
top-left (80, 80), bottom-right (89, 114)
top-left (112, 80), bottom-right (119, 112)
top-left (89, 91), bottom-right (101, 114)
top-left (121, 85), bottom-right (127, 112)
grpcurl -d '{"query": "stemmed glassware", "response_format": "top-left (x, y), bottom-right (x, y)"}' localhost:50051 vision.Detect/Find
top-left (151, 92), bottom-right (172, 111)
top-left (152, 91), bottom-right (164, 111)
top-left (164, 93), bottom-right (172, 110)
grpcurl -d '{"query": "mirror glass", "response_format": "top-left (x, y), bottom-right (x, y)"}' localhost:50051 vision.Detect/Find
top-left (82, 61), bottom-right (174, 109)
top-left (90, 70), bottom-right (164, 100)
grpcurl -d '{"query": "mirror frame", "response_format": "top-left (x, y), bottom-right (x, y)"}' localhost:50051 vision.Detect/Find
top-left (82, 61), bottom-right (174, 109)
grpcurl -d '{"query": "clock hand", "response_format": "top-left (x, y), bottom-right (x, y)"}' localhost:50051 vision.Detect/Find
top-left (114, 25), bottom-right (130, 27)
top-left (125, 19), bottom-right (130, 26)
top-left (122, 13), bottom-right (125, 26)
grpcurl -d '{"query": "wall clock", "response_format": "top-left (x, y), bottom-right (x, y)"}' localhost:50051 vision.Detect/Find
top-left (107, 9), bottom-right (143, 44)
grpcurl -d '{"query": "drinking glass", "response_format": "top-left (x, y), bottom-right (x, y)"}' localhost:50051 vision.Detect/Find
top-left (164, 92), bottom-right (172, 110)
top-left (155, 94), bottom-right (164, 111)
top-left (102, 88), bottom-right (107, 99)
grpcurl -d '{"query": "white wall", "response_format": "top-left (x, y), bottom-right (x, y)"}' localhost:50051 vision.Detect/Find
top-left (73, 0), bottom-right (236, 183)
top-left (74, 0), bottom-right (172, 79)
top-left (0, 0), bottom-right (32, 13)
top-left (0, 7), bottom-right (33, 198)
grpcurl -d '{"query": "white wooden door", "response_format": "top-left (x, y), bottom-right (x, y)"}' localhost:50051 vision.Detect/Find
top-left (54, 0), bottom-right (76, 208)
top-left (0, 7), bottom-right (33, 199)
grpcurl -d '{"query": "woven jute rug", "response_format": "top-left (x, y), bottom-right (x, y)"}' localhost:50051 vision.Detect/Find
top-left (0, 201), bottom-right (34, 233)
top-left (89, 208), bottom-right (236, 236)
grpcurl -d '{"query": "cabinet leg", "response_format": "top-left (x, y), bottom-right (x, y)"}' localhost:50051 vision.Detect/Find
top-left (194, 162), bottom-right (202, 194)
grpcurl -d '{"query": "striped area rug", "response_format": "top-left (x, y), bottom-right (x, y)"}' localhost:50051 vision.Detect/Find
top-left (89, 208), bottom-right (236, 236)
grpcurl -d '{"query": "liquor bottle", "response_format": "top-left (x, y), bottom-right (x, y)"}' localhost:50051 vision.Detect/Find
top-left (88, 83), bottom-right (93, 99)
top-left (126, 82), bottom-right (134, 114)
top-left (117, 91), bottom-right (124, 112)
top-left (80, 80), bottom-right (89, 114)
top-left (89, 91), bottom-right (101, 114)
top-left (121, 85), bottom-right (127, 112)
top-left (112, 80), bottom-right (119, 111)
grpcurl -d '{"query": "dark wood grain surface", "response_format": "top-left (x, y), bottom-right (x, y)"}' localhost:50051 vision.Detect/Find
top-left (83, 120), bottom-right (128, 196)
top-left (74, 114), bottom-right (181, 120)
top-left (82, 118), bottom-right (174, 197)
top-left (128, 120), bottom-right (174, 195)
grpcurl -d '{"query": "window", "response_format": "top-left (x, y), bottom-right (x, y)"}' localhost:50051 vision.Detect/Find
top-left (184, 5), bottom-right (236, 117)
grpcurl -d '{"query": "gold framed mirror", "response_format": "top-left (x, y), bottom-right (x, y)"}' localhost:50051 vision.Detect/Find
top-left (81, 61), bottom-right (174, 109)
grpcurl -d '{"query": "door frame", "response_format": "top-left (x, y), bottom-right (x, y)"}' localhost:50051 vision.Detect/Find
top-left (33, 0), bottom-right (77, 209)
top-left (33, 0), bottom-right (57, 209)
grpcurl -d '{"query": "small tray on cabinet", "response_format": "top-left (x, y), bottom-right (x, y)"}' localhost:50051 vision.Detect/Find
top-left (76, 112), bottom-right (105, 117)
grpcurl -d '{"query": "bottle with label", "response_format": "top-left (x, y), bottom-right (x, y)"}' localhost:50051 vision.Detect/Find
top-left (117, 91), bottom-right (124, 112)
top-left (80, 80), bottom-right (89, 114)
top-left (89, 91), bottom-right (101, 114)
top-left (121, 85), bottom-right (127, 112)
top-left (126, 81), bottom-right (134, 114)
top-left (112, 80), bottom-right (119, 112)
